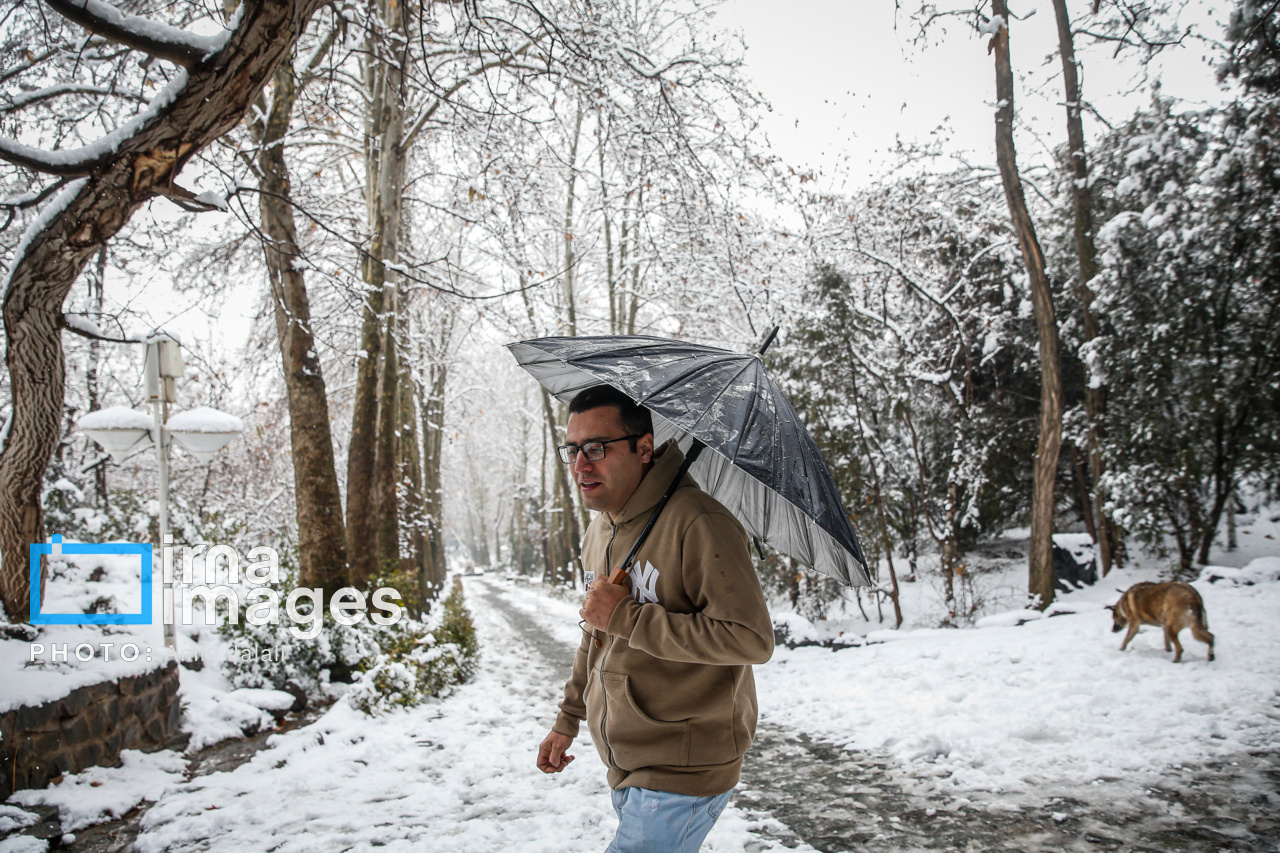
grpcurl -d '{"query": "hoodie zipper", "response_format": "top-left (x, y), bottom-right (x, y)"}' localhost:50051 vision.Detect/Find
top-left (598, 518), bottom-right (620, 770)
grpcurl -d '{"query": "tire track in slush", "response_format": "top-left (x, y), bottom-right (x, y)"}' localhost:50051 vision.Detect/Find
top-left (475, 579), bottom-right (1280, 853)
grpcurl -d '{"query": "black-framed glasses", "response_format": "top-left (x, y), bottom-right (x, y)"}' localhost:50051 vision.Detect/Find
top-left (557, 435), bottom-right (642, 464)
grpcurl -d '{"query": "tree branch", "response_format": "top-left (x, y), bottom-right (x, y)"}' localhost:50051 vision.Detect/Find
top-left (1, 83), bottom-right (148, 113)
top-left (43, 0), bottom-right (226, 68)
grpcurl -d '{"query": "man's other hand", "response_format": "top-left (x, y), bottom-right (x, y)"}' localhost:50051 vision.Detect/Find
top-left (580, 577), bottom-right (630, 631)
top-left (537, 730), bottom-right (575, 774)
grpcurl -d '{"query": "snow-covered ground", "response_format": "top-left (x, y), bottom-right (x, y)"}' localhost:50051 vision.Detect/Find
top-left (3, 511), bottom-right (1279, 851)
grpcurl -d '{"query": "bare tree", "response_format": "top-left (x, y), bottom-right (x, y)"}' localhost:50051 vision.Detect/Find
top-left (0, 0), bottom-right (327, 623)
top-left (990, 2), bottom-right (1064, 609)
top-left (248, 23), bottom-right (349, 597)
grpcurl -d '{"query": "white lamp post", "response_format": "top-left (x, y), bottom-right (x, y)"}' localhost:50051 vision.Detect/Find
top-left (77, 334), bottom-right (244, 650)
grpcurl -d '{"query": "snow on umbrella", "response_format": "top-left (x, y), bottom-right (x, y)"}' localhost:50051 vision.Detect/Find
top-left (507, 332), bottom-right (871, 587)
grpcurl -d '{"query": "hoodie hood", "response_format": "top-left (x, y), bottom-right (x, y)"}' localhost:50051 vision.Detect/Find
top-left (612, 439), bottom-right (696, 526)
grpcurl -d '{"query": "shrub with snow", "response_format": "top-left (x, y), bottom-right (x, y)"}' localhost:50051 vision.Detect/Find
top-left (348, 578), bottom-right (478, 715)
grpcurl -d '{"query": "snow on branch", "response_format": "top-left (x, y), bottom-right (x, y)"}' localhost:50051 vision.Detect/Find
top-left (0, 70), bottom-right (188, 176)
top-left (1, 83), bottom-right (148, 113)
top-left (43, 0), bottom-right (234, 68)
top-left (60, 313), bottom-right (133, 342)
top-left (1, 178), bottom-right (87, 296)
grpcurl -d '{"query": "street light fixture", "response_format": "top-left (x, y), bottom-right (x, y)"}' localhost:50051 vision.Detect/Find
top-left (76, 334), bottom-right (243, 651)
top-left (166, 407), bottom-right (245, 464)
top-left (76, 406), bottom-right (154, 463)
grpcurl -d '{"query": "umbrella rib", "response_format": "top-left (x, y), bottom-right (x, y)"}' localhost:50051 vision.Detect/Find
top-left (682, 356), bottom-right (758, 454)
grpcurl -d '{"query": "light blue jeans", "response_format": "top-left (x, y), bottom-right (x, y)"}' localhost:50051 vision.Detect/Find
top-left (604, 786), bottom-right (733, 853)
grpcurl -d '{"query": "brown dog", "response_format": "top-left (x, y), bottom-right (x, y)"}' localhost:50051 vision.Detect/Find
top-left (1110, 581), bottom-right (1215, 663)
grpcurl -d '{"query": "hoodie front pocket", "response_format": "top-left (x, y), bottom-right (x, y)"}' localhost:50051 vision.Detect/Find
top-left (600, 672), bottom-right (690, 769)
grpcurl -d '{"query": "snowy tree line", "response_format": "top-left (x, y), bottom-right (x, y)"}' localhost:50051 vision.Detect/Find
top-left (0, 0), bottom-right (1276, 633)
top-left (778, 0), bottom-right (1280, 622)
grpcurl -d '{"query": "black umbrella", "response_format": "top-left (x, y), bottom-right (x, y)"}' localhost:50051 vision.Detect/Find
top-left (507, 330), bottom-right (870, 588)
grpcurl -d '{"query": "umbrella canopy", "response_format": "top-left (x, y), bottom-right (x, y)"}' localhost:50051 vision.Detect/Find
top-left (507, 334), bottom-right (871, 587)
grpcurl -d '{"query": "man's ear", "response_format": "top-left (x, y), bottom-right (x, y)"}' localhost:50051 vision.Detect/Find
top-left (638, 433), bottom-right (655, 464)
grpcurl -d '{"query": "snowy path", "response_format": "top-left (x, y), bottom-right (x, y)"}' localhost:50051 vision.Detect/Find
top-left (125, 577), bottom-right (804, 853)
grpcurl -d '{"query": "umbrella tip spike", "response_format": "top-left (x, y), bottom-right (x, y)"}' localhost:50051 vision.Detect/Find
top-left (757, 326), bottom-right (780, 357)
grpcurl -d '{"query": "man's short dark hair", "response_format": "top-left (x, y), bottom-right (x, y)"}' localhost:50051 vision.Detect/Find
top-left (569, 385), bottom-right (653, 449)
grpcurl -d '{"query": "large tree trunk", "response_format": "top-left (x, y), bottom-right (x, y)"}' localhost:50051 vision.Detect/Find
top-left (346, 284), bottom-right (384, 588)
top-left (396, 312), bottom-right (429, 613)
top-left (1051, 0), bottom-right (1119, 574)
top-left (347, 0), bottom-right (410, 589)
top-left (0, 0), bottom-right (328, 623)
top-left (419, 357), bottom-right (448, 595)
top-left (373, 287), bottom-right (401, 571)
top-left (540, 389), bottom-right (581, 585)
top-left (991, 1), bottom-right (1064, 610)
top-left (255, 64), bottom-right (349, 598)
top-left (397, 312), bottom-right (423, 579)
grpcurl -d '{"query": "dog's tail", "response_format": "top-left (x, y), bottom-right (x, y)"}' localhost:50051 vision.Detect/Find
top-left (1192, 599), bottom-right (1209, 630)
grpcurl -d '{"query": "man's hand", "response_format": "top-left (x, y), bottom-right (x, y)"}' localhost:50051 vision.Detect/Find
top-left (580, 576), bottom-right (630, 632)
top-left (537, 730), bottom-right (575, 774)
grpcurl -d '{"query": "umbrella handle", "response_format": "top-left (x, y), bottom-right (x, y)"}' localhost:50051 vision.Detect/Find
top-left (591, 567), bottom-right (631, 648)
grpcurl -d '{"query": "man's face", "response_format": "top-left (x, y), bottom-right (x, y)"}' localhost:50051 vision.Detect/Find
top-left (565, 406), bottom-right (654, 518)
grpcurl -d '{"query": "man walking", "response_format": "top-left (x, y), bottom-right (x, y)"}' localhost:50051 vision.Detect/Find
top-left (536, 384), bottom-right (774, 853)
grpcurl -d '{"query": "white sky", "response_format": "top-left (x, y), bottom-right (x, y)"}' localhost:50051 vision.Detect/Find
top-left (714, 0), bottom-right (1229, 190)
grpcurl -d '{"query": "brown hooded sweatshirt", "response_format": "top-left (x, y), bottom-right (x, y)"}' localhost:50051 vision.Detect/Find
top-left (553, 440), bottom-right (774, 796)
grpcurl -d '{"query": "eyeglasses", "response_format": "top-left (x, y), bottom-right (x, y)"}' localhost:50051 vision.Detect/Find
top-left (557, 435), bottom-right (642, 464)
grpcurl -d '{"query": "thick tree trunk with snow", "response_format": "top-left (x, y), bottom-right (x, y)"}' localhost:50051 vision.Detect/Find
top-left (0, 0), bottom-right (328, 623)
top-left (395, 313), bottom-right (427, 610)
top-left (991, 1), bottom-right (1064, 610)
top-left (419, 360), bottom-right (448, 595)
top-left (346, 282), bottom-right (384, 588)
top-left (374, 291), bottom-right (401, 570)
top-left (347, 0), bottom-right (410, 590)
top-left (1052, 0), bottom-right (1120, 575)
top-left (255, 64), bottom-right (349, 599)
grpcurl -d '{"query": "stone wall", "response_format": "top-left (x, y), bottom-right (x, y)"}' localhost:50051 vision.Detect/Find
top-left (0, 661), bottom-right (181, 799)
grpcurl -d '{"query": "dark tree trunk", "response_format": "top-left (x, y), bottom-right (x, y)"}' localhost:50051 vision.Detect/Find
top-left (373, 289), bottom-right (401, 573)
top-left (0, 0), bottom-right (329, 623)
top-left (419, 357), bottom-right (448, 596)
top-left (87, 247), bottom-right (108, 508)
top-left (540, 389), bottom-right (581, 584)
top-left (254, 63), bottom-right (349, 598)
top-left (1068, 440), bottom-right (1097, 543)
top-left (1052, 0), bottom-right (1120, 574)
top-left (346, 287), bottom-right (384, 588)
top-left (347, 0), bottom-right (409, 590)
top-left (992, 1), bottom-right (1064, 610)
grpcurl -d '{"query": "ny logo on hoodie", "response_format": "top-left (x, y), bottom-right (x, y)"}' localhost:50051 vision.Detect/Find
top-left (629, 560), bottom-right (660, 604)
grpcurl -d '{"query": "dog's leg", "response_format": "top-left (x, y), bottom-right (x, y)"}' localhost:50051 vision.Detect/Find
top-left (1167, 625), bottom-right (1184, 663)
top-left (1191, 623), bottom-right (1215, 662)
top-left (1120, 622), bottom-right (1140, 652)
